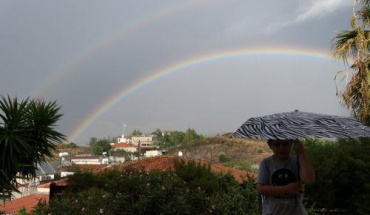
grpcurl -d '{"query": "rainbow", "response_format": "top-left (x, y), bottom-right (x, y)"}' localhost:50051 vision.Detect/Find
top-left (31, 0), bottom-right (218, 97)
top-left (67, 47), bottom-right (339, 143)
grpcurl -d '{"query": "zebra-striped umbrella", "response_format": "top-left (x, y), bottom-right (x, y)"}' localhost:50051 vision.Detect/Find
top-left (233, 110), bottom-right (370, 140)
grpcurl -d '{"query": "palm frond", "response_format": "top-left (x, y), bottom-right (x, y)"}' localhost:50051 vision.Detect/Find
top-left (0, 95), bottom-right (66, 198)
top-left (331, 30), bottom-right (359, 64)
top-left (359, 6), bottom-right (370, 26)
top-left (359, 0), bottom-right (370, 6)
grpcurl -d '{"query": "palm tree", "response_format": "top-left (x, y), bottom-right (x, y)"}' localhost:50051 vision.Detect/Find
top-left (331, 0), bottom-right (370, 125)
top-left (0, 95), bottom-right (65, 199)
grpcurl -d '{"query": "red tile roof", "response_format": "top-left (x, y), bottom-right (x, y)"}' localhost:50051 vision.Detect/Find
top-left (38, 177), bottom-right (68, 188)
top-left (61, 164), bottom-right (109, 173)
top-left (0, 194), bottom-right (48, 214)
top-left (116, 156), bottom-right (256, 183)
top-left (111, 143), bottom-right (132, 148)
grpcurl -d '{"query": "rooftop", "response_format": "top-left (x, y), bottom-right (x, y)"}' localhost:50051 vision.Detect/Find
top-left (0, 194), bottom-right (48, 214)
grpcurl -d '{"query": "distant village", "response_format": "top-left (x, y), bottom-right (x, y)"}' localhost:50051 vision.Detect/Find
top-left (1, 131), bottom-right (256, 214)
top-left (59, 133), bottom-right (165, 172)
top-left (0, 132), bottom-right (181, 213)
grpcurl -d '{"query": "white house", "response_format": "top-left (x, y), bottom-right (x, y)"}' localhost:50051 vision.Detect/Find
top-left (116, 134), bottom-right (131, 143)
top-left (71, 155), bottom-right (101, 165)
top-left (144, 150), bottom-right (162, 158)
top-left (131, 135), bottom-right (156, 146)
top-left (111, 143), bottom-right (137, 153)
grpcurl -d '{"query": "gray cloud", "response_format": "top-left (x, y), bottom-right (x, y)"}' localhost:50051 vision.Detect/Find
top-left (0, 0), bottom-right (353, 144)
top-left (265, 0), bottom-right (352, 33)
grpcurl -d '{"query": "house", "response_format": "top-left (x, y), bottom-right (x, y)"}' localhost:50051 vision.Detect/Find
top-left (35, 162), bottom-right (57, 181)
top-left (131, 135), bottom-right (156, 150)
top-left (111, 143), bottom-right (137, 153)
top-left (71, 154), bottom-right (101, 165)
top-left (144, 150), bottom-right (162, 157)
top-left (15, 161), bottom-right (57, 199)
top-left (116, 134), bottom-right (131, 143)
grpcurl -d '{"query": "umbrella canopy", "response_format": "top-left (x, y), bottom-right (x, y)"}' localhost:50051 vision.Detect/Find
top-left (233, 110), bottom-right (370, 140)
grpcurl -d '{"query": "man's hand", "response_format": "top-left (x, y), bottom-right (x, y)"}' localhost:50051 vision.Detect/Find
top-left (292, 140), bottom-right (305, 155)
top-left (284, 182), bottom-right (302, 195)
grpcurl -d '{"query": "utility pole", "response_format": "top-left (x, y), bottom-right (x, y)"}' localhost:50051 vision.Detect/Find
top-left (137, 140), bottom-right (141, 161)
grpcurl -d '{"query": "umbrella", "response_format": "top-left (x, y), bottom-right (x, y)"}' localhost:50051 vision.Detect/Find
top-left (233, 110), bottom-right (370, 140)
top-left (234, 110), bottom-right (370, 182)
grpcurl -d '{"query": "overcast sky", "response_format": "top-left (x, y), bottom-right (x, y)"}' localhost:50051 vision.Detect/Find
top-left (1, 0), bottom-right (355, 145)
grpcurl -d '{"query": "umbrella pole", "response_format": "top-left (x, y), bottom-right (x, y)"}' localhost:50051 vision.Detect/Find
top-left (297, 154), bottom-right (300, 182)
top-left (292, 141), bottom-right (300, 182)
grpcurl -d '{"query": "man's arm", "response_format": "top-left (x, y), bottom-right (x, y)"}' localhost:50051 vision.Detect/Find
top-left (294, 141), bottom-right (315, 184)
top-left (257, 182), bottom-right (302, 196)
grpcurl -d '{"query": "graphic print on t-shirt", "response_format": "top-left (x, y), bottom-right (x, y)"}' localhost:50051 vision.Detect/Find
top-left (271, 168), bottom-right (296, 186)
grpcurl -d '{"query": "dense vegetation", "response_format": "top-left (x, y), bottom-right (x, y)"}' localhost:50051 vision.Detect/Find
top-left (303, 138), bottom-right (370, 215)
top-left (11, 137), bottom-right (365, 215)
top-left (30, 159), bottom-right (260, 215)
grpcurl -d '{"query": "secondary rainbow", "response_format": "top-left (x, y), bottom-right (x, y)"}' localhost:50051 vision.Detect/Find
top-left (67, 47), bottom-right (339, 143)
top-left (31, 0), bottom-right (217, 97)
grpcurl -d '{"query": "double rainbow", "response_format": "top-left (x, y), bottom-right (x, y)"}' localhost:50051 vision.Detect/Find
top-left (67, 47), bottom-right (338, 142)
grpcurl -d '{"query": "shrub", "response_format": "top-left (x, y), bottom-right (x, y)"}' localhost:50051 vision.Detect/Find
top-left (218, 153), bottom-right (231, 163)
top-left (34, 160), bottom-right (261, 214)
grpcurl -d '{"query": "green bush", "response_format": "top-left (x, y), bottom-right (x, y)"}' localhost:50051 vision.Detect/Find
top-left (304, 138), bottom-right (370, 215)
top-left (33, 160), bottom-right (260, 215)
top-left (218, 153), bottom-right (231, 163)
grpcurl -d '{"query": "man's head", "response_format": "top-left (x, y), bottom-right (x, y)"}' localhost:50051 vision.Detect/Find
top-left (267, 139), bottom-right (293, 161)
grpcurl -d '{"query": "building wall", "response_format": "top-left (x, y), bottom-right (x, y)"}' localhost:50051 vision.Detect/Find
top-left (71, 158), bottom-right (101, 165)
top-left (145, 150), bottom-right (162, 157)
top-left (131, 136), bottom-right (155, 144)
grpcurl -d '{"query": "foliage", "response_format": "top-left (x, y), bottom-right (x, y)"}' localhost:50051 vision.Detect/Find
top-left (184, 128), bottom-right (204, 142)
top-left (33, 160), bottom-right (260, 215)
top-left (331, 1), bottom-right (370, 124)
top-left (155, 130), bottom-right (185, 149)
top-left (67, 142), bottom-right (77, 148)
top-left (224, 160), bottom-right (255, 173)
top-left (131, 129), bottom-right (142, 136)
top-left (151, 128), bottom-right (162, 138)
top-left (58, 142), bottom-right (77, 149)
top-left (17, 207), bottom-right (27, 215)
top-left (174, 159), bottom-right (221, 195)
top-left (89, 137), bottom-right (111, 156)
top-left (218, 152), bottom-right (231, 163)
top-left (0, 95), bottom-right (65, 200)
top-left (168, 131), bottom-right (185, 145)
top-left (303, 138), bottom-right (370, 214)
top-left (153, 128), bottom-right (205, 150)
top-left (109, 148), bottom-right (128, 157)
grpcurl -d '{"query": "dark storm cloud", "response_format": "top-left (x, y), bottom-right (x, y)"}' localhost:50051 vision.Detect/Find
top-left (0, 0), bottom-right (353, 144)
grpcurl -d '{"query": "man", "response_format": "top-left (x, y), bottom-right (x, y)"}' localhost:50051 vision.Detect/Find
top-left (256, 139), bottom-right (315, 215)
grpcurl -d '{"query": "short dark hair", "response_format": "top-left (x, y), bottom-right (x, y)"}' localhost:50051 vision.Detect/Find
top-left (267, 139), bottom-right (293, 145)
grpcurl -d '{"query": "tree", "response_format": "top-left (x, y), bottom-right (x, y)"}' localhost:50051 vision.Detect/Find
top-left (131, 129), bottom-right (142, 136)
top-left (169, 131), bottom-right (185, 145)
top-left (151, 128), bottom-right (162, 138)
top-left (89, 137), bottom-right (111, 156)
top-left (184, 128), bottom-right (203, 142)
top-left (67, 142), bottom-right (77, 148)
top-left (304, 138), bottom-right (370, 214)
top-left (332, 0), bottom-right (370, 124)
top-left (0, 96), bottom-right (65, 199)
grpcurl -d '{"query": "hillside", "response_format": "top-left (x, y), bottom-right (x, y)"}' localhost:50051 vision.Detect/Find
top-left (166, 136), bottom-right (272, 168)
top-left (49, 136), bottom-right (272, 169)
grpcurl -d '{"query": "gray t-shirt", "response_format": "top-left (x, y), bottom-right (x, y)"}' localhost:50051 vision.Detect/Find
top-left (256, 155), bottom-right (306, 215)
